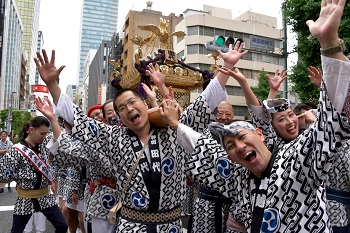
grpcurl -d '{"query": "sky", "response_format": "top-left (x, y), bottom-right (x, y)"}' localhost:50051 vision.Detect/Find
top-left (38, 0), bottom-right (295, 92)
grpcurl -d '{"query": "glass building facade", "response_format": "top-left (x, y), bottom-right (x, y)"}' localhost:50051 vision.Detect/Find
top-left (77, 0), bottom-right (118, 87)
top-left (1, 0), bottom-right (23, 110)
top-left (16, 0), bottom-right (40, 85)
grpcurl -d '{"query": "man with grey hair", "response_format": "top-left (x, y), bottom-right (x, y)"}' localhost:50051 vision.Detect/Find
top-left (216, 100), bottom-right (234, 125)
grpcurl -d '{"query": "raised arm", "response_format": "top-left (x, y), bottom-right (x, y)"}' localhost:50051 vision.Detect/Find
top-left (216, 41), bottom-right (249, 89)
top-left (306, 0), bottom-right (347, 62)
top-left (308, 66), bottom-right (322, 88)
top-left (146, 63), bottom-right (171, 99)
top-left (266, 69), bottom-right (287, 99)
top-left (34, 50), bottom-right (65, 105)
top-left (218, 67), bottom-right (260, 106)
top-left (35, 97), bottom-right (61, 141)
top-left (141, 83), bottom-right (158, 107)
top-left (306, 0), bottom-right (350, 117)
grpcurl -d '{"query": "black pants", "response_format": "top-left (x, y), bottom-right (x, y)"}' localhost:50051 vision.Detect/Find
top-left (333, 225), bottom-right (350, 233)
top-left (11, 205), bottom-right (68, 233)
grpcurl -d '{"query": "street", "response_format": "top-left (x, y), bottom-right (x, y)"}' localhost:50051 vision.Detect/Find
top-left (0, 182), bottom-right (55, 232)
top-left (0, 182), bottom-right (189, 233)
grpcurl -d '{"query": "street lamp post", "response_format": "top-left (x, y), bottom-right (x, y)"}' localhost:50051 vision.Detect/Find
top-left (7, 92), bottom-right (17, 136)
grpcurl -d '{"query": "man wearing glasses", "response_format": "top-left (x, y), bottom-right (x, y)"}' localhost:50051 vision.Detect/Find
top-left (216, 101), bottom-right (234, 125)
top-left (35, 40), bottom-right (247, 232)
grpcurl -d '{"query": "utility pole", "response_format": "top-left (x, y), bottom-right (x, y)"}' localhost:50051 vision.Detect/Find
top-left (7, 92), bottom-right (16, 136)
top-left (282, 1), bottom-right (288, 99)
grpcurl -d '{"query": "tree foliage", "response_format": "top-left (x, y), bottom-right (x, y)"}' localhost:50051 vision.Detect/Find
top-left (0, 109), bottom-right (33, 140)
top-left (282, 0), bottom-right (350, 102)
top-left (0, 109), bottom-right (9, 130)
top-left (12, 110), bottom-right (33, 139)
top-left (251, 70), bottom-right (282, 101)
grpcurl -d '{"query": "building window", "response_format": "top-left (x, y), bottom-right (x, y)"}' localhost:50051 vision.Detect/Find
top-left (235, 32), bottom-right (244, 39)
top-left (224, 30), bottom-right (233, 37)
top-left (240, 68), bottom-right (253, 79)
top-left (187, 26), bottom-right (199, 36)
top-left (177, 50), bottom-right (184, 59)
top-left (177, 36), bottom-right (184, 43)
top-left (214, 28), bottom-right (224, 37)
top-left (187, 45), bottom-right (198, 55)
top-left (204, 27), bottom-right (215, 37)
top-left (233, 105), bottom-right (249, 117)
top-left (198, 26), bottom-right (204, 36)
top-left (243, 53), bottom-right (252, 61)
top-left (226, 86), bottom-right (244, 96)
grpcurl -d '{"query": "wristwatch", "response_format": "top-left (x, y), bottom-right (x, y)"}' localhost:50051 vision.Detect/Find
top-left (320, 39), bottom-right (346, 55)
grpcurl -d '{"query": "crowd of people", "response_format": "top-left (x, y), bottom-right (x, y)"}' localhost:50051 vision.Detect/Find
top-left (0, 0), bottom-right (350, 232)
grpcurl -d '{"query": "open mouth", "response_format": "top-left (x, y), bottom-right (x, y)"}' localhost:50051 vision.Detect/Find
top-left (287, 125), bottom-right (297, 133)
top-left (243, 151), bottom-right (256, 162)
top-left (130, 114), bottom-right (140, 122)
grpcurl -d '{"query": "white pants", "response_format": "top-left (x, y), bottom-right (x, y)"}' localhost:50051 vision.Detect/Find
top-left (65, 199), bottom-right (85, 212)
top-left (24, 212), bottom-right (46, 232)
top-left (84, 201), bottom-right (89, 232)
top-left (91, 216), bottom-right (114, 233)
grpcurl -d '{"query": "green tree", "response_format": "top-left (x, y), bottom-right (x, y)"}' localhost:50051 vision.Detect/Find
top-left (0, 109), bottom-right (33, 141)
top-left (12, 110), bottom-right (33, 139)
top-left (0, 109), bottom-right (9, 130)
top-left (282, 0), bottom-right (350, 102)
top-left (251, 70), bottom-right (283, 100)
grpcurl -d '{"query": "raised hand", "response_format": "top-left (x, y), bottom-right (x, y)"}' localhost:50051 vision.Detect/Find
top-left (34, 97), bottom-right (55, 120)
top-left (298, 110), bottom-right (316, 124)
top-left (34, 50), bottom-right (65, 86)
top-left (146, 63), bottom-right (165, 87)
top-left (167, 86), bottom-right (174, 100)
top-left (308, 66), bottom-right (322, 88)
top-left (141, 83), bottom-right (158, 107)
top-left (146, 63), bottom-right (170, 100)
top-left (306, 0), bottom-right (346, 49)
top-left (266, 69), bottom-right (288, 93)
top-left (159, 99), bottom-right (180, 129)
top-left (217, 41), bottom-right (249, 68)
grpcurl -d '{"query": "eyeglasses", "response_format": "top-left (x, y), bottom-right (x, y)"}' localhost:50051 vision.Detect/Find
top-left (217, 111), bottom-right (233, 118)
top-left (116, 97), bottom-right (141, 113)
top-left (91, 110), bottom-right (102, 118)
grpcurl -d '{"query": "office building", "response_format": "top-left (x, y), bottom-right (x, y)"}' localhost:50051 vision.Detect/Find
top-left (66, 84), bottom-right (77, 103)
top-left (175, 5), bottom-right (285, 119)
top-left (121, 5), bottom-right (183, 75)
top-left (77, 0), bottom-right (118, 88)
top-left (35, 30), bottom-right (44, 84)
top-left (0, 0), bottom-right (23, 110)
top-left (19, 51), bottom-right (28, 110)
top-left (88, 40), bottom-right (111, 108)
top-left (16, 0), bottom-right (40, 85)
top-left (106, 32), bottom-right (123, 99)
top-left (79, 49), bottom-right (97, 112)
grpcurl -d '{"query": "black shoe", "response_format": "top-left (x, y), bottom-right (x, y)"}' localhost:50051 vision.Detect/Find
top-left (0, 188), bottom-right (3, 193)
top-left (8, 188), bottom-right (12, 193)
